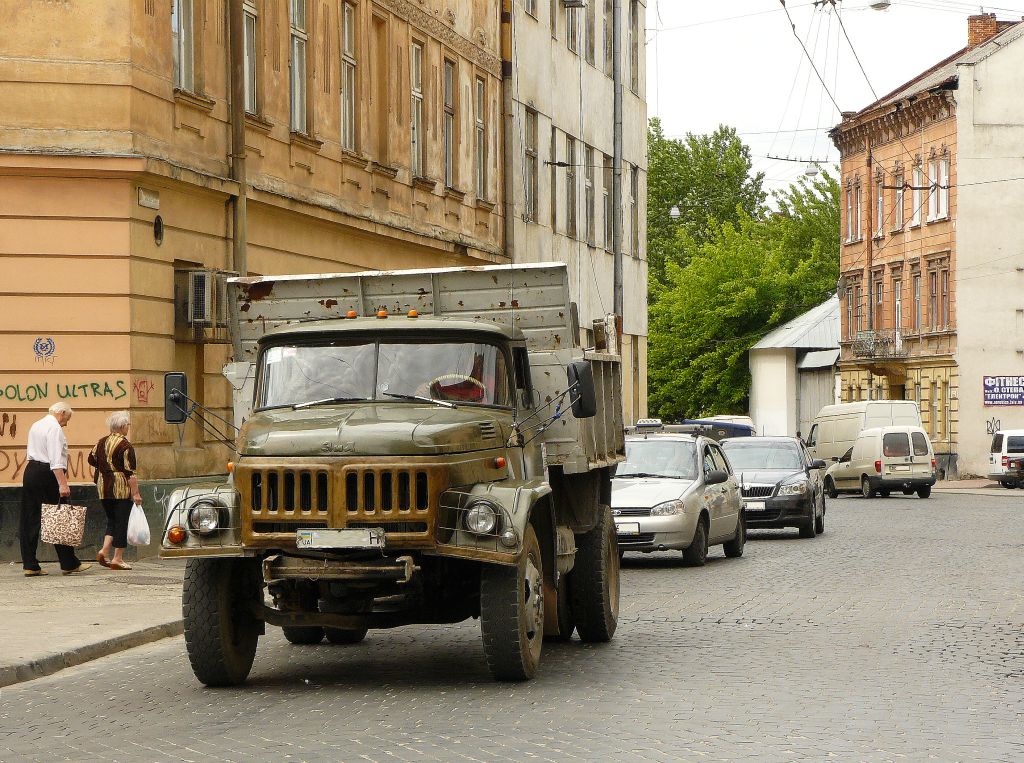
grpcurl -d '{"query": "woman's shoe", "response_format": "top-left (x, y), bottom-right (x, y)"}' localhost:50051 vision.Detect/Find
top-left (108, 561), bottom-right (133, 571)
top-left (24, 569), bottom-right (49, 577)
top-left (97, 552), bottom-right (111, 568)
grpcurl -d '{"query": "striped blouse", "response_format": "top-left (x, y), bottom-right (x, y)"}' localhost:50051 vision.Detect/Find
top-left (88, 433), bottom-right (138, 500)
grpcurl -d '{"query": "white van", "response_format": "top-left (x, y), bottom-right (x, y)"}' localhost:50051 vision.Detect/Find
top-left (824, 426), bottom-right (936, 499)
top-left (988, 430), bottom-right (1024, 488)
top-left (805, 401), bottom-right (922, 464)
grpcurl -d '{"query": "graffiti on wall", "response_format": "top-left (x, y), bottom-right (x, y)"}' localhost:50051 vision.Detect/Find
top-left (0, 447), bottom-right (93, 482)
top-left (33, 337), bottom-right (57, 365)
top-left (0, 413), bottom-right (17, 439)
top-left (133, 379), bottom-right (156, 404)
top-left (0, 380), bottom-right (129, 403)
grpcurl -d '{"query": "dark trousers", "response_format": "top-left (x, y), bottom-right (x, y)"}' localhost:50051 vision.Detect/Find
top-left (21, 460), bottom-right (81, 571)
top-left (101, 498), bottom-right (133, 549)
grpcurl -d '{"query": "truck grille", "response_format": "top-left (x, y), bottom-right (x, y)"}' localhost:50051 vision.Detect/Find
top-left (343, 467), bottom-right (431, 514)
top-left (250, 470), bottom-right (331, 514)
top-left (741, 485), bottom-right (775, 499)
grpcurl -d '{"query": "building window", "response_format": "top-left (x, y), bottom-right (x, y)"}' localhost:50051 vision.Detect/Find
top-left (550, 0), bottom-right (558, 39)
top-left (927, 158), bottom-right (939, 220)
top-left (630, 164), bottom-right (640, 257)
top-left (524, 109), bottom-right (538, 222)
top-left (585, 0), bottom-right (596, 65)
top-left (912, 164), bottom-right (923, 226)
top-left (475, 77), bottom-right (487, 200)
top-left (525, 0), bottom-right (537, 17)
top-left (604, 0), bottom-right (613, 73)
top-left (875, 178), bottom-right (884, 237)
top-left (289, 0), bottom-right (308, 134)
top-left (629, 0), bottom-right (639, 92)
top-left (603, 153), bottom-right (613, 251)
top-left (930, 381), bottom-right (939, 438)
top-left (913, 274), bottom-right (922, 331)
top-left (928, 271), bottom-right (939, 330)
top-left (172, 0), bottom-right (195, 92)
top-left (940, 381), bottom-right (948, 439)
top-left (410, 43), bottom-right (424, 176)
top-left (341, 2), bottom-right (357, 151)
top-left (443, 59), bottom-right (457, 188)
top-left (874, 280), bottom-right (883, 329)
top-left (938, 157), bottom-right (950, 218)
top-left (915, 382), bottom-right (921, 407)
top-left (940, 269), bottom-right (950, 328)
top-left (243, 0), bottom-right (258, 114)
top-left (845, 287), bottom-right (853, 340)
top-left (566, 7), bottom-right (579, 54)
top-left (893, 279), bottom-right (902, 330)
top-left (584, 145), bottom-right (595, 245)
top-left (894, 172), bottom-right (904, 230)
top-left (845, 184), bottom-right (853, 242)
top-left (854, 285), bottom-right (862, 333)
top-left (550, 127), bottom-right (558, 229)
top-left (854, 182), bottom-right (862, 239)
top-left (566, 136), bottom-right (577, 238)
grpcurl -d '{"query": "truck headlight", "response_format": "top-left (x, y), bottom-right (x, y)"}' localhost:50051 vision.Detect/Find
top-left (188, 499), bottom-right (223, 535)
top-left (465, 500), bottom-right (499, 535)
top-left (778, 480), bottom-right (809, 496)
top-left (650, 499), bottom-right (686, 516)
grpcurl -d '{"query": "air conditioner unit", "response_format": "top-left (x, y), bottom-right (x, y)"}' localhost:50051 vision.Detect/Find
top-left (188, 269), bottom-right (213, 326)
top-left (175, 268), bottom-right (236, 342)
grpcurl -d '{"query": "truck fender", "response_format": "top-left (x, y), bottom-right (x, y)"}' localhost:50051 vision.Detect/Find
top-left (461, 479), bottom-right (552, 545)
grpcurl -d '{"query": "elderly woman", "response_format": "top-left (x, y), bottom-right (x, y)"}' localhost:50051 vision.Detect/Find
top-left (89, 411), bottom-right (141, 571)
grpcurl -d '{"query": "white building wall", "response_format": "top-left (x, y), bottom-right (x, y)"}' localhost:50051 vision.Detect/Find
top-left (954, 37), bottom-right (1024, 476)
top-left (749, 348), bottom-right (797, 436)
top-left (508, 0), bottom-right (648, 424)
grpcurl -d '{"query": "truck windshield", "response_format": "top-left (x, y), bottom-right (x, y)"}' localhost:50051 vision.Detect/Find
top-left (257, 339), bottom-right (511, 409)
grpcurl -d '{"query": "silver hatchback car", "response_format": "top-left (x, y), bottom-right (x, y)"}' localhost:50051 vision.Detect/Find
top-left (612, 434), bottom-right (745, 566)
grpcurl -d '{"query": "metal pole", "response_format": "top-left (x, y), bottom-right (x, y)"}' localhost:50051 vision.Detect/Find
top-left (229, 0), bottom-right (248, 278)
top-left (612, 0), bottom-right (624, 320)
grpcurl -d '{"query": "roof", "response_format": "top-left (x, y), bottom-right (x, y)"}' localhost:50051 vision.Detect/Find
top-left (751, 297), bottom-right (839, 351)
top-left (625, 433), bottom-right (699, 443)
top-left (841, 22), bottom-right (1024, 119)
top-left (721, 436), bottom-right (800, 446)
top-left (258, 317), bottom-right (516, 342)
top-left (798, 349), bottom-right (840, 370)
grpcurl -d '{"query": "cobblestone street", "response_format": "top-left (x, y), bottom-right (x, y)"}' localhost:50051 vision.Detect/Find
top-left (1, 492), bottom-right (1021, 762)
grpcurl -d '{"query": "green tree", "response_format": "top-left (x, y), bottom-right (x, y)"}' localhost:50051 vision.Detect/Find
top-left (647, 119), bottom-right (766, 286)
top-left (647, 171), bottom-right (840, 421)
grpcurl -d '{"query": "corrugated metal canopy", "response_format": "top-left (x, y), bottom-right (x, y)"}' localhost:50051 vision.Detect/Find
top-left (798, 349), bottom-right (840, 370)
top-left (752, 297), bottom-right (839, 351)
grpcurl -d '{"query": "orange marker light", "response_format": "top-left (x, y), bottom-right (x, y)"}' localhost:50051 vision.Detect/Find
top-left (377, 309), bottom-right (388, 319)
top-left (493, 457), bottom-right (507, 469)
top-left (346, 310), bottom-right (358, 319)
top-left (408, 309), bottom-right (419, 318)
top-left (167, 526), bottom-right (187, 544)
top-left (226, 462), bottom-right (234, 473)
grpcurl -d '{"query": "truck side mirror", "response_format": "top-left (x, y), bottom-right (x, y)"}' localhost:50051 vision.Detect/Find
top-left (165, 372), bottom-right (189, 424)
top-left (566, 360), bottom-right (597, 419)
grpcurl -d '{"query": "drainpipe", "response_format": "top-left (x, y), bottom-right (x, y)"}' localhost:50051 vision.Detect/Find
top-left (612, 0), bottom-right (624, 322)
top-left (865, 143), bottom-right (873, 332)
top-left (228, 0), bottom-right (248, 280)
top-left (500, 0), bottom-right (515, 261)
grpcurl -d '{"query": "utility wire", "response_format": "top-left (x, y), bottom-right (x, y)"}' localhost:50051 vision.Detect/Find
top-left (779, 1), bottom-right (842, 112)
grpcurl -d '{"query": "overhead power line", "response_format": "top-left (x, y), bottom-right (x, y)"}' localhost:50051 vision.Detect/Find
top-left (779, 1), bottom-right (842, 112)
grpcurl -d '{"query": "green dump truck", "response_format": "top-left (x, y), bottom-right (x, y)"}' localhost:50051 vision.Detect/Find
top-left (161, 262), bottom-right (624, 684)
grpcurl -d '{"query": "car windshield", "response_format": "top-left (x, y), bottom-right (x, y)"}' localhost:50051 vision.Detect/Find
top-left (722, 442), bottom-right (803, 471)
top-left (257, 338), bottom-right (512, 409)
top-left (616, 440), bottom-right (697, 479)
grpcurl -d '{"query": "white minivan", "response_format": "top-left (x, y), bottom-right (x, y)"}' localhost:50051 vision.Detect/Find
top-left (806, 401), bottom-right (922, 464)
top-left (824, 426), bottom-right (937, 499)
top-left (988, 430), bottom-right (1024, 488)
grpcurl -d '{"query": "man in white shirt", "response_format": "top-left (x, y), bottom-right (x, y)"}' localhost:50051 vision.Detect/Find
top-left (20, 402), bottom-right (90, 576)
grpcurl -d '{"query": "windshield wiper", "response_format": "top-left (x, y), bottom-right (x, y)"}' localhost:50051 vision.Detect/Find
top-left (293, 396), bottom-right (367, 410)
top-left (382, 391), bottom-right (457, 409)
top-left (617, 472), bottom-right (686, 479)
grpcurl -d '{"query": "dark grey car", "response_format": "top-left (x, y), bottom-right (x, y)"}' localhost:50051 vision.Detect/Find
top-left (720, 436), bottom-right (827, 538)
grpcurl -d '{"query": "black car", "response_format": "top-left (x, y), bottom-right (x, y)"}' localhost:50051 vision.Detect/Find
top-left (720, 436), bottom-right (827, 538)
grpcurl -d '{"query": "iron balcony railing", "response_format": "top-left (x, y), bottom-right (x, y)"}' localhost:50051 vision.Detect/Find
top-left (851, 329), bottom-right (909, 359)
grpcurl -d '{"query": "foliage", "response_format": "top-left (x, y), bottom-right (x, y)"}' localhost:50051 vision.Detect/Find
top-left (646, 119), bottom-right (766, 286)
top-left (647, 172), bottom-right (840, 421)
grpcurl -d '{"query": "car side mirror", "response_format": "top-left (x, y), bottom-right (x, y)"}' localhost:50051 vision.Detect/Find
top-left (705, 469), bottom-right (729, 486)
top-left (566, 360), bottom-right (597, 419)
top-left (164, 372), bottom-right (189, 424)
top-left (809, 459), bottom-right (827, 470)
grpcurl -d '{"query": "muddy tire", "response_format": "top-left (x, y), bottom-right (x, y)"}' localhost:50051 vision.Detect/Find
top-left (324, 627), bottom-right (368, 645)
top-left (182, 558), bottom-right (263, 687)
top-left (682, 516), bottom-right (709, 567)
top-left (545, 572), bottom-right (575, 643)
top-left (480, 524), bottom-right (545, 680)
top-left (571, 504), bottom-right (620, 643)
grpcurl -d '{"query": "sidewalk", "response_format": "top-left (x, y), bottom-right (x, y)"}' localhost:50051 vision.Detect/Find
top-left (933, 478), bottom-right (1022, 497)
top-left (0, 557), bottom-right (185, 688)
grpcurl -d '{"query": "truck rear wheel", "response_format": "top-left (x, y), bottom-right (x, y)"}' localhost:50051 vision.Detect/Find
top-left (480, 524), bottom-right (545, 681)
top-left (571, 504), bottom-right (620, 643)
top-left (182, 558), bottom-right (263, 687)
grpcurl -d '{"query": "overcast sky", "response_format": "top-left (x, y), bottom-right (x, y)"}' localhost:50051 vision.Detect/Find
top-left (645, 0), bottom-right (1024, 192)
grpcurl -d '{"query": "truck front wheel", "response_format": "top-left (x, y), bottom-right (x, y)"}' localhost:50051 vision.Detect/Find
top-left (480, 524), bottom-right (545, 681)
top-left (571, 504), bottom-right (620, 643)
top-left (182, 558), bottom-right (263, 687)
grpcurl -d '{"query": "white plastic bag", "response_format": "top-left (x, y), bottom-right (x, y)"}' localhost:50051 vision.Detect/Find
top-left (127, 502), bottom-right (151, 547)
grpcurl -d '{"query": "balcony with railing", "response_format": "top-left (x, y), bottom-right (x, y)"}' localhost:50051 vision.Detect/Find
top-left (850, 329), bottom-right (909, 360)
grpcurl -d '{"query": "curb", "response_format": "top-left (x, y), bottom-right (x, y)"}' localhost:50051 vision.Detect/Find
top-left (0, 619), bottom-right (184, 689)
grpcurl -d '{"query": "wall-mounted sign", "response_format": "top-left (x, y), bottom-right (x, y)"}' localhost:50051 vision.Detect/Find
top-left (983, 375), bottom-right (1024, 406)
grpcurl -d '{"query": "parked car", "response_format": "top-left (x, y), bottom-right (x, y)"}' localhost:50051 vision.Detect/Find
top-left (824, 426), bottom-right (936, 499)
top-left (720, 436), bottom-right (826, 538)
top-left (611, 434), bottom-right (745, 566)
top-left (805, 401), bottom-right (922, 463)
top-left (988, 430), bottom-right (1024, 488)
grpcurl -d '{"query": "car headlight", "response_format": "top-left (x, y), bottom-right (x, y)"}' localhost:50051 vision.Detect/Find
top-left (187, 499), bottom-right (223, 535)
top-left (777, 480), bottom-right (809, 496)
top-left (650, 499), bottom-right (686, 516)
top-left (465, 500), bottom-right (499, 535)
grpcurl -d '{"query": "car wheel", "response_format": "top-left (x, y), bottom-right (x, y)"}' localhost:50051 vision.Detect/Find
top-left (902, 488), bottom-right (915, 496)
top-left (824, 477), bottom-right (838, 499)
top-left (879, 489), bottom-right (891, 498)
top-left (917, 485), bottom-right (932, 498)
top-left (861, 477), bottom-right (876, 499)
top-left (1000, 480), bottom-right (1015, 489)
top-left (723, 514), bottom-right (745, 558)
top-left (682, 517), bottom-right (709, 567)
top-left (798, 500), bottom-right (816, 538)
top-left (814, 494), bottom-right (825, 535)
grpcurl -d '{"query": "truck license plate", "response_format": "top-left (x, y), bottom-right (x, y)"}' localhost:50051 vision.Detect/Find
top-left (295, 528), bottom-right (385, 549)
top-left (744, 501), bottom-right (766, 512)
top-left (616, 522), bottom-right (640, 536)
